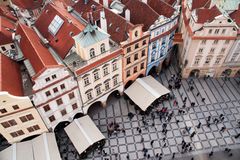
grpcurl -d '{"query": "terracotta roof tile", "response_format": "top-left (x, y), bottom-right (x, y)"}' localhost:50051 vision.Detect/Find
top-left (11, 0), bottom-right (43, 10)
top-left (191, 0), bottom-right (211, 10)
top-left (16, 23), bottom-right (59, 76)
top-left (0, 16), bottom-right (15, 45)
top-left (35, 3), bottom-right (85, 59)
top-left (0, 5), bottom-right (18, 22)
top-left (122, 0), bottom-right (159, 32)
top-left (162, 0), bottom-right (177, 6)
top-left (73, 0), bottom-right (134, 43)
top-left (0, 54), bottom-right (23, 96)
top-left (196, 5), bottom-right (221, 23)
top-left (230, 8), bottom-right (240, 26)
top-left (148, 0), bottom-right (175, 18)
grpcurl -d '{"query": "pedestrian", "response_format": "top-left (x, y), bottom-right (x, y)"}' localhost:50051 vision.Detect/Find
top-left (147, 154), bottom-right (150, 159)
top-left (190, 131), bottom-right (196, 138)
top-left (220, 126), bottom-right (226, 132)
top-left (207, 116), bottom-right (211, 121)
top-left (235, 133), bottom-right (240, 138)
top-left (139, 128), bottom-right (142, 134)
top-left (172, 152), bottom-right (175, 159)
top-left (150, 140), bottom-right (154, 146)
top-left (136, 127), bottom-right (140, 131)
top-left (197, 122), bottom-right (201, 128)
top-left (209, 151), bottom-right (213, 157)
top-left (196, 92), bottom-right (200, 96)
top-left (126, 154), bottom-right (129, 160)
top-left (176, 119), bottom-right (180, 124)
top-left (156, 153), bottom-right (159, 157)
top-left (141, 137), bottom-right (144, 143)
top-left (202, 98), bottom-right (205, 102)
top-left (228, 153), bottom-right (233, 157)
top-left (191, 157), bottom-right (194, 160)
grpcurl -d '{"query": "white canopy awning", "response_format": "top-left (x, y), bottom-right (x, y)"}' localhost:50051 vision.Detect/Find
top-left (64, 115), bottom-right (105, 155)
top-left (124, 76), bottom-right (170, 111)
top-left (0, 133), bottom-right (61, 160)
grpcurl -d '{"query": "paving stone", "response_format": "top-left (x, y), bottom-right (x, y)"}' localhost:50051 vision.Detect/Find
top-left (206, 132), bottom-right (214, 139)
top-left (202, 141), bottom-right (211, 148)
top-left (162, 147), bottom-right (171, 155)
top-left (194, 142), bottom-right (202, 150)
top-left (209, 140), bottom-right (218, 147)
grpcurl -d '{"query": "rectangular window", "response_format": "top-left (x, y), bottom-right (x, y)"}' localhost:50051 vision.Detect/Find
top-left (140, 63), bottom-right (144, 70)
top-left (43, 105), bottom-right (50, 112)
top-left (222, 29), bottom-right (226, 34)
top-left (208, 29), bottom-right (212, 34)
top-left (56, 98), bottom-right (63, 105)
top-left (112, 63), bottom-right (117, 71)
top-left (45, 91), bottom-right (51, 97)
top-left (103, 67), bottom-right (109, 76)
top-left (198, 48), bottom-right (203, 53)
top-left (113, 77), bottom-right (118, 86)
top-left (68, 92), bottom-right (75, 99)
top-left (142, 40), bottom-right (146, 45)
top-left (12, 105), bottom-right (19, 110)
top-left (48, 15), bottom-right (64, 35)
top-left (52, 74), bottom-right (57, 79)
top-left (84, 77), bottom-right (90, 86)
top-left (194, 58), bottom-right (200, 65)
top-left (127, 47), bottom-right (131, 53)
top-left (10, 130), bottom-right (24, 138)
top-left (93, 72), bottom-right (100, 81)
top-left (126, 57), bottom-right (131, 65)
top-left (210, 48), bottom-right (215, 53)
top-left (134, 66), bottom-right (137, 73)
top-left (141, 50), bottom-right (146, 57)
top-left (205, 57), bottom-right (211, 64)
top-left (126, 70), bottom-right (130, 77)
top-left (86, 92), bottom-right (93, 100)
top-left (1, 122), bottom-right (10, 128)
top-left (96, 86), bottom-right (101, 96)
top-left (1, 46), bottom-right (6, 51)
top-left (214, 29), bottom-right (219, 34)
top-left (53, 87), bottom-right (58, 93)
top-left (72, 103), bottom-right (78, 110)
top-left (33, 125), bottom-right (40, 130)
top-left (201, 40), bottom-right (206, 44)
top-left (10, 132), bottom-right (18, 138)
top-left (215, 57), bottom-right (221, 64)
top-left (61, 109), bottom-right (67, 116)
top-left (213, 40), bottom-right (218, 44)
top-left (135, 43), bottom-right (139, 49)
top-left (45, 77), bottom-right (50, 82)
top-left (8, 119), bottom-right (17, 126)
top-left (20, 114), bottom-right (34, 123)
top-left (60, 84), bottom-right (65, 90)
top-left (221, 48), bottom-right (226, 53)
top-left (0, 108), bottom-right (7, 114)
top-left (49, 115), bottom-right (56, 122)
top-left (10, 44), bottom-right (15, 49)
top-left (225, 40), bottom-right (230, 44)
top-left (152, 42), bottom-right (157, 49)
top-left (134, 53), bottom-right (138, 60)
top-left (105, 81), bottom-right (110, 90)
top-left (27, 125), bottom-right (40, 132)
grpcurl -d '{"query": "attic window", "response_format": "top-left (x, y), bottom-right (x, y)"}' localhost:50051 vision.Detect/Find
top-left (48, 15), bottom-right (64, 36)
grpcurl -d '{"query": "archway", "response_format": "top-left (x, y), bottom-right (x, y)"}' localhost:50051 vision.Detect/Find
top-left (124, 80), bottom-right (133, 89)
top-left (87, 101), bottom-right (103, 118)
top-left (221, 69), bottom-right (232, 77)
top-left (54, 121), bottom-right (70, 133)
top-left (235, 70), bottom-right (240, 77)
top-left (148, 66), bottom-right (157, 76)
top-left (73, 112), bottom-right (85, 120)
top-left (189, 69), bottom-right (200, 78)
top-left (106, 90), bottom-right (121, 106)
top-left (137, 74), bottom-right (144, 78)
top-left (20, 134), bottom-right (40, 142)
top-left (0, 134), bottom-right (10, 152)
top-left (162, 58), bottom-right (170, 70)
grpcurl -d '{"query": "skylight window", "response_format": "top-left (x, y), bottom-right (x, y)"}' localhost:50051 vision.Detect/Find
top-left (48, 15), bottom-right (64, 36)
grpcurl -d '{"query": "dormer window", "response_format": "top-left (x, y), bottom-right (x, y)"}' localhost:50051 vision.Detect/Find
top-left (100, 43), bottom-right (105, 53)
top-left (48, 15), bottom-right (64, 35)
top-left (90, 48), bottom-right (95, 58)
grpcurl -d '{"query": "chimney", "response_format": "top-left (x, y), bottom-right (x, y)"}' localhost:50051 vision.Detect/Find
top-left (103, 0), bottom-right (109, 7)
top-left (125, 9), bottom-right (130, 22)
top-left (100, 10), bottom-right (108, 33)
top-left (84, 0), bottom-right (88, 4)
top-left (142, 0), bottom-right (147, 4)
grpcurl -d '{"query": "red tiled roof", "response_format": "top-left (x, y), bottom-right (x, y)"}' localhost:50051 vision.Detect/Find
top-left (230, 8), bottom-right (240, 27)
top-left (122, 0), bottom-right (159, 32)
top-left (0, 16), bottom-right (15, 45)
top-left (73, 0), bottom-right (134, 43)
top-left (35, 3), bottom-right (85, 59)
top-left (148, 0), bottom-right (175, 18)
top-left (191, 0), bottom-right (211, 10)
top-left (162, 0), bottom-right (176, 6)
top-left (16, 23), bottom-right (59, 76)
top-left (0, 54), bottom-right (23, 96)
top-left (196, 5), bottom-right (221, 23)
top-left (0, 5), bottom-right (18, 22)
top-left (11, 0), bottom-right (43, 10)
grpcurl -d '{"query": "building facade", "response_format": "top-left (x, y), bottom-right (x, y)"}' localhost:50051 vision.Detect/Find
top-left (0, 54), bottom-right (47, 144)
top-left (178, 0), bottom-right (240, 78)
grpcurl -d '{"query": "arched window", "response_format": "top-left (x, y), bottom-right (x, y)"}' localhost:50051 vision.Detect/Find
top-left (90, 48), bottom-right (95, 58)
top-left (100, 43), bottom-right (105, 53)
